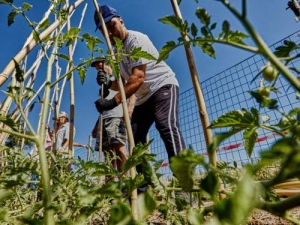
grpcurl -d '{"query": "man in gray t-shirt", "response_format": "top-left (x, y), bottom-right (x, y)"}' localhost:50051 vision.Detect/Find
top-left (93, 5), bottom-right (186, 193)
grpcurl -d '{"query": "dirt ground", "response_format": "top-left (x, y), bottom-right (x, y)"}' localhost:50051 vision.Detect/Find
top-left (246, 207), bottom-right (300, 225)
top-left (146, 202), bottom-right (300, 225)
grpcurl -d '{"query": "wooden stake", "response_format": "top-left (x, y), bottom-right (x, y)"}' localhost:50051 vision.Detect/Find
top-left (0, 0), bottom-right (85, 87)
top-left (92, 1), bottom-right (138, 220)
top-left (170, 0), bottom-right (216, 167)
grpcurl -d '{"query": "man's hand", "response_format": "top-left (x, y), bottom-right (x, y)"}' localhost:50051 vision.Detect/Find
top-left (97, 70), bottom-right (112, 88)
top-left (94, 98), bottom-right (118, 113)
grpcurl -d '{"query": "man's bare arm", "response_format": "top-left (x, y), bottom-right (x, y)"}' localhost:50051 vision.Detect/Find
top-left (114, 64), bottom-right (146, 104)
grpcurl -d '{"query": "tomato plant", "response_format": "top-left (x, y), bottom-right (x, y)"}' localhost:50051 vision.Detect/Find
top-left (262, 65), bottom-right (277, 82)
top-left (257, 87), bottom-right (270, 97)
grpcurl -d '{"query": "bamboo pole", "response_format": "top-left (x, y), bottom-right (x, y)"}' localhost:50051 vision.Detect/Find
top-left (0, 28), bottom-right (55, 145)
top-left (0, 5), bottom-right (74, 144)
top-left (0, 54), bottom-right (43, 144)
top-left (92, 1), bottom-right (138, 220)
top-left (274, 180), bottom-right (300, 189)
top-left (66, 0), bottom-right (75, 172)
top-left (170, 0), bottom-right (216, 166)
top-left (23, 4), bottom-right (55, 47)
top-left (0, 3), bottom-right (55, 144)
top-left (0, 0), bottom-right (85, 87)
top-left (274, 189), bottom-right (300, 197)
top-left (87, 135), bottom-right (92, 161)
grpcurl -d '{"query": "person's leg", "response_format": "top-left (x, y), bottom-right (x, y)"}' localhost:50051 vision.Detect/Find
top-left (153, 85), bottom-right (186, 161)
top-left (102, 119), bottom-right (116, 182)
top-left (131, 102), bottom-right (155, 180)
top-left (105, 118), bottom-right (128, 172)
top-left (111, 143), bottom-right (127, 173)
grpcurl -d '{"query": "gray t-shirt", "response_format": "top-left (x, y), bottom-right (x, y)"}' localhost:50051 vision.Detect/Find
top-left (55, 122), bottom-right (75, 151)
top-left (103, 89), bottom-right (123, 119)
top-left (119, 30), bottom-right (178, 105)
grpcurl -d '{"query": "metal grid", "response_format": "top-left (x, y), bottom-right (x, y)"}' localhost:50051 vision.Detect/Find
top-left (76, 31), bottom-right (300, 178)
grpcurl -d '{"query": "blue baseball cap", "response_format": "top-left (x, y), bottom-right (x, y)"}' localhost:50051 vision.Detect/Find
top-left (94, 5), bottom-right (120, 31)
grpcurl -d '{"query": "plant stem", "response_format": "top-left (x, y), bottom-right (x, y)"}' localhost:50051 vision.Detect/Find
top-left (220, 0), bottom-right (300, 92)
top-left (259, 194), bottom-right (300, 216)
top-left (284, 213), bottom-right (300, 225)
top-left (14, 188), bottom-right (24, 210)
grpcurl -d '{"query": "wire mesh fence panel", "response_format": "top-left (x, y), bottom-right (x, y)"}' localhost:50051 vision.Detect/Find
top-left (76, 31), bottom-right (300, 179)
top-left (148, 30), bottom-right (300, 179)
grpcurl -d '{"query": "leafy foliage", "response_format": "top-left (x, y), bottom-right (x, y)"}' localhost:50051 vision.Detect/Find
top-left (157, 7), bottom-right (249, 62)
top-left (170, 148), bottom-right (204, 191)
top-left (2, 0), bottom-right (300, 224)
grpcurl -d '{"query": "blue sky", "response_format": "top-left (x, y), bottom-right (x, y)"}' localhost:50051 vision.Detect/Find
top-left (0, 0), bottom-right (299, 147)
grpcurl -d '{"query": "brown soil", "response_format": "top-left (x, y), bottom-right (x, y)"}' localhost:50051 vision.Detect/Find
top-left (246, 207), bottom-right (300, 225)
top-left (145, 202), bottom-right (300, 225)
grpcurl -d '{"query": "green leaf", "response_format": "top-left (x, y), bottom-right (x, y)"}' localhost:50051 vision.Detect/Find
top-left (209, 108), bottom-right (257, 128)
top-left (0, 117), bottom-right (21, 137)
top-left (157, 203), bottom-right (169, 219)
top-left (195, 7), bottom-right (210, 26)
top-left (222, 20), bottom-right (230, 37)
top-left (90, 162), bottom-right (118, 177)
top-left (32, 30), bottom-right (40, 43)
top-left (191, 23), bottom-right (198, 37)
top-left (175, 196), bottom-right (188, 211)
top-left (233, 161), bottom-right (238, 168)
top-left (55, 53), bottom-right (70, 61)
top-left (0, 0), bottom-right (13, 4)
top-left (108, 202), bottom-right (134, 225)
top-left (8, 11), bottom-right (18, 26)
top-left (97, 180), bottom-right (121, 197)
top-left (0, 189), bottom-right (14, 202)
top-left (210, 22), bottom-right (217, 30)
top-left (158, 41), bottom-right (177, 63)
top-left (243, 128), bottom-right (258, 157)
top-left (217, 160), bottom-right (228, 170)
top-left (77, 66), bottom-right (86, 84)
top-left (29, 101), bottom-right (36, 112)
top-left (261, 138), bottom-right (296, 159)
top-left (0, 208), bottom-right (8, 221)
top-left (214, 171), bottom-right (262, 225)
top-left (173, 212), bottom-right (186, 224)
top-left (227, 30), bottom-right (249, 44)
top-left (123, 142), bottom-right (153, 172)
top-left (251, 108), bottom-right (260, 126)
top-left (124, 174), bottom-right (145, 195)
top-left (196, 41), bottom-right (215, 58)
top-left (170, 149), bottom-right (204, 191)
top-left (248, 90), bottom-right (278, 109)
top-left (130, 47), bottom-right (156, 61)
top-left (137, 191), bottom-right (156, 221)
top-left (152, 160), bottom-right (163, 172)
top-left (208, 127), bottom-right (244, 155)
top-left (109, 59), bottom-right (121, 81)
top-left (158, 15), bottom-right (185, 33)
top-left (201, 26), bottom-right (208, 36)
top-left (22, 2), bottom-right (32, 11)
top-left (64, 27), bottom-right (80, 46)
top-left (187, 208), bottom-right (203, 225)
top-left (12, 58), bottom-right (24, 82)
top-left (200, 171), bottom-right (219, 197)
top-left (81, 33), bottom-right (103, 52)
top-left (37, 18), bottom-right (50, 30)
top-left (274, 40), bottom-right (298, 57)
top-left (114, 37), bottom-right (124, 54)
